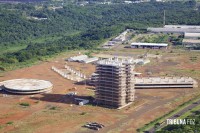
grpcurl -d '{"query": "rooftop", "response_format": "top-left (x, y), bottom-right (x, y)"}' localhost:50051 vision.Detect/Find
top-left (148, 27), bottom-right (200, 33)
top-left (164, 25), bottom-right (200, 29)
top-left (135, 77), bottom-right (196, 84)
top-left (184, 32), bottom-right (200, 38)
top-left (2, 79), bottom-right (53, 91)
top-left (182, 39), bottom-right (200, 44)
top-left (97, 58), bottom-right (135, 67)
top-left (131, 42), bottom-right (168, 47)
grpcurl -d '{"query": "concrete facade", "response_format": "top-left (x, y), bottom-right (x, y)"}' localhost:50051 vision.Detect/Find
top-left (95, 58), bottom-right (198, 108)
top-left (135, 77), bottom-right (198, 89)
top-left (1, 79), bottom-right (53, 94)
top-left (95, 58), bottom-right (135, 108)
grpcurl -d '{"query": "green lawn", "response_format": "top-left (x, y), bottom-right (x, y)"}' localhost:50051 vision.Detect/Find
top-left (0, 45), bottom-right (27, 55)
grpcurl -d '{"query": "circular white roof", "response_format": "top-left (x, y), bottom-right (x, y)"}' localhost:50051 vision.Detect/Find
top-left (3, 79), bottom-right (53, 91)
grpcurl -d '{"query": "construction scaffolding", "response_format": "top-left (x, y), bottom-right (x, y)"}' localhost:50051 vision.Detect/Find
top-left (94, 58), bottom-right (198, 108)
top-left (95, 58), bottom-right (135, 108)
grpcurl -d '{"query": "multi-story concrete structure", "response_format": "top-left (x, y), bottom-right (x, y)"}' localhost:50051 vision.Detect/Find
top-left (95, 58), bottom-right (135, 108)
top-left (95, 58), bottom-right (198, 109)
top-left (135, 77), bottom-right (198, 89)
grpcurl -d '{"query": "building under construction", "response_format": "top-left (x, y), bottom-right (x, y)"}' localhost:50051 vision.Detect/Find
top-left (95, 57), bottom-right (198, 109)
top-left (95, 58), bottom-right (135, 108)
top-left (135, 77), bottom-right (198, 89)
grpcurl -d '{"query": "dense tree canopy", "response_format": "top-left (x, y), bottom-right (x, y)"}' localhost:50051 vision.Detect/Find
top-left (0, 1), bottom-right (200, 67)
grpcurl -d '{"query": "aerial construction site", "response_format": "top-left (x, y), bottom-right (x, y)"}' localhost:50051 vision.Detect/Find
top-left (0, 29), bottom-right (200, 133)
top-left (94, 57), bottom-right (197, 109)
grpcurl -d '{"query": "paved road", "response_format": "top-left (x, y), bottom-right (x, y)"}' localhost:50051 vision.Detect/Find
top-left (148, 99), bottom-right (200, 133)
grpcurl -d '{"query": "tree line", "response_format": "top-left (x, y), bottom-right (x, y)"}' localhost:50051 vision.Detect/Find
top-left (0, 0), bottom-right (199, 68)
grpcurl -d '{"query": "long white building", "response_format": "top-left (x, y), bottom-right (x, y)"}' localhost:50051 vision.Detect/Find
top-left (131, 42), bottom-right (168, 49)
top-left (148, 25), bottom-right (200, 33)
top-left (184, 33), bottom-right (200, 39)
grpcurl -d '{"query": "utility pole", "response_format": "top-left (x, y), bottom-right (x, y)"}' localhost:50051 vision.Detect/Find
top-left (163, 10), bottom-right (166, 27)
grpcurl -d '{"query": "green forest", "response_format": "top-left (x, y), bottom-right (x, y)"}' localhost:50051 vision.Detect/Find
top-left (0, 0), bottom-right (200, 70)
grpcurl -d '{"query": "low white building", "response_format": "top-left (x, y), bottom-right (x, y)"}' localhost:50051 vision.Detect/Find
top-left (81, 57), bottom-right (99, 64)
top-left (164, 25), bottom-right (200, 29)
top-left (131, 43), bottom-right (168, 49)
top-left (67, 55), bottom-right (88, 62)
top-left (148, 25), bottom-right (200, 33)
top-left (184, 33), bottom-right (200, 39)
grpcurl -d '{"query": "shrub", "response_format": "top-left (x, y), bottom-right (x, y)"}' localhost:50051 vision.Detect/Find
top-left (80, 112), bottom-right (87, 115)
top-left (6, 121), bottom-right (13, 125)
top-left (19, 102), bottom-right (30, 107)
top-left (49, 106), bottom-right (57, 110)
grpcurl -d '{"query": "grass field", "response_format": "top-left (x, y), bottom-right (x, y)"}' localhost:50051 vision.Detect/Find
top-left (137, 95), bottom-right (200, 132)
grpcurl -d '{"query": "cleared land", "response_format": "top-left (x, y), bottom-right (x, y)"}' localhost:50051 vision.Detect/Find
top-left (0, 48), bottom-right (200, 133)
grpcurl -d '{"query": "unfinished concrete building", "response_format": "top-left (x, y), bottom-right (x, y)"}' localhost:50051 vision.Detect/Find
top-left (95, 57), bottom-right (198, 109)
top-left (95, 58), bottom-right (135, 108)
top-left (135, 77), bottom-right (198, 89)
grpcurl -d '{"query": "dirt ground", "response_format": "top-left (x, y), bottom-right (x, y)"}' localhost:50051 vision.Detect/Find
top-left (0, 49), bottom-right (199, 133)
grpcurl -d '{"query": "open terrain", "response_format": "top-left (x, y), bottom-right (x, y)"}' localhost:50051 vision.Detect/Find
top-left (0, 1), bottom-right (199, 132)
top-left (0, 47), bottom-right (199, 133)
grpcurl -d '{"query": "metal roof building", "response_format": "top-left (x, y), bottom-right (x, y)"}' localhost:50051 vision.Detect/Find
top-left (164, 25), bottom-right (200, 29)
top-left (184, 33), bottom-right (200, 39)
top-left (81, 57), bottom-right (99, 64)
top-left (67, 55), bottom-right (88, 62)
top-left (183, 39), bottom-right (200, 44)
top-left (148, 27), bottom-right (200, 33)
top-left (131, 43), bottom-right (168, 49)
top-left (148, 25), bottom-right (200, 34)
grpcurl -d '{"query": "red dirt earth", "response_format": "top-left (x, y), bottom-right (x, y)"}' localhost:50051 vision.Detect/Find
top-left (0, 50), bottom-right (199, 133)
